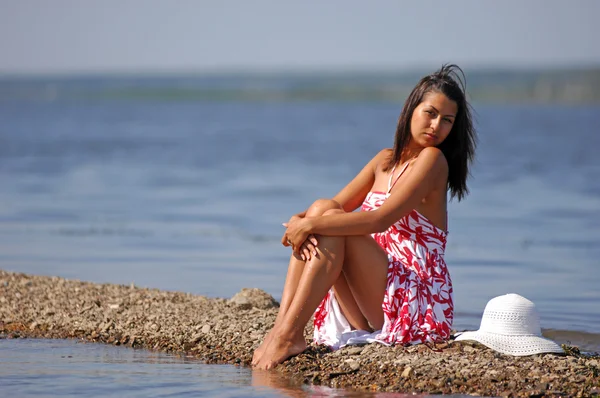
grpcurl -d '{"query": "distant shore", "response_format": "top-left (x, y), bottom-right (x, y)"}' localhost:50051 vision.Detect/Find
top-left (1, 270), bottom-right (598, 397)
top-left (1, 68), bottom-right (600, 104)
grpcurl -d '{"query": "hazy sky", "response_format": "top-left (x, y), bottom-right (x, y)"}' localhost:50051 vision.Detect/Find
top-left (1, 0), bottom-right (599, 74)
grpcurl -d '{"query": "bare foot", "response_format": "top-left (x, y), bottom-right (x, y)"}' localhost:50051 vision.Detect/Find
top-left (254, 333), bottom-right (307, 370)
top-left (252, 329), bottom-right (275, 366)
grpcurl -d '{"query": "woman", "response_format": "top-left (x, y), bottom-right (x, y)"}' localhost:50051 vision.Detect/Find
top-left (253, 64), bottom-right (476, 370)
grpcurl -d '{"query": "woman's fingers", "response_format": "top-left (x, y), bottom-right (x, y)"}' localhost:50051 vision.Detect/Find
top-left (302, 245), bottom-right (311, 261)
top-left (282, 229), bottom-right (316, 259)
top-left (299, 241), bottom-right (318, 261)
top-left (305, 243), bottom-right (316, 257)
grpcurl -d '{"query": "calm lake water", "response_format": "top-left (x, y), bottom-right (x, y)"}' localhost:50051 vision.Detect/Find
top-left (0, 76), bottom-right (599, 395)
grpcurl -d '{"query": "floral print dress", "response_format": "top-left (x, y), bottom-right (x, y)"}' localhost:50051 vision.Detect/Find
top-left (313, 163), bottom-right (453, 349)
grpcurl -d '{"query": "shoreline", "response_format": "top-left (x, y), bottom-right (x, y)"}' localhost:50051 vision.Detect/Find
top-left (1, 270), bottom-right (598, 397)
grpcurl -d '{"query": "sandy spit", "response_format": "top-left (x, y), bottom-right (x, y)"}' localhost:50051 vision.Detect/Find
top-left (1, 270), bottom-right (598, 397)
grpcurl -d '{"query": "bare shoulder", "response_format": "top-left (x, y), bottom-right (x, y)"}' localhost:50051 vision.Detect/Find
top-left (379, 148), bottom-right (393, 156)
top-left (373, 148), bottom-right (392, 161)
top-left (416, 147), bottom-right (448, 172)
top-left (372, 148), bottom-right (393, 170)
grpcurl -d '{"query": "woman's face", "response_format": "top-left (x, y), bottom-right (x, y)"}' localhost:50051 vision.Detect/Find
top-left (410, 91), bottom-right (457, 148)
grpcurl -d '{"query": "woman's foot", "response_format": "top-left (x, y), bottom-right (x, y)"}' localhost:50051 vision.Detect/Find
top-left (254, 332), bottom-right (307, 370)
top-left (252, 329), bottom-right (275, 366)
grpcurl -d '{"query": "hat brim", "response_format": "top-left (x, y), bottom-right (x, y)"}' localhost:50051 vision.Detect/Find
top-left (454, 331), bottom-right (564, 357)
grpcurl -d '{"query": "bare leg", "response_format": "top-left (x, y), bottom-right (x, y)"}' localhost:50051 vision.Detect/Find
top-left (255, 209), bottom-right (389, 370)
top-left (252, 199), bottom-right (342, 365)
top-left (340, 234), bottom-right (389, 330)
top-left (251, 254), bottom-right (304, 365)
top-left (255, 233), bottom-right (345, 370)
top-left (332, 273), bottom-right (372, 331)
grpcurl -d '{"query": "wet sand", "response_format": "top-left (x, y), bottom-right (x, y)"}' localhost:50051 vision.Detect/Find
top-left (1, 270), bottom-right (598, 397)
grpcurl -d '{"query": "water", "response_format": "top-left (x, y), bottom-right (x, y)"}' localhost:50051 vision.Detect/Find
top-left (0, 338), bottom-right (454, 397)
top-left (0, 339), bottom-right (284, 397)
top-left (1, 77), bottom-right (599, 394)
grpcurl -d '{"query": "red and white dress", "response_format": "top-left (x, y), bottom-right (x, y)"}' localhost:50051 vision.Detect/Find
top-left (313, 162), bottom-right (453, 349)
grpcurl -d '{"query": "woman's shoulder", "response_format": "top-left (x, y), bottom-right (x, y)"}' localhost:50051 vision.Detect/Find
top-left (372, 148), bottom-right (393, 171)
top-left (415, 147), bottom-right (449, 179)
top-left (417, 147), bottom-right (448, 166)
top-left (373, 148), bottom-right (393, 163)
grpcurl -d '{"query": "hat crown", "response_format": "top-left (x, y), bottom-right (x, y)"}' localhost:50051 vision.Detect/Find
top-left (478, 293), bottom-right (541, 336)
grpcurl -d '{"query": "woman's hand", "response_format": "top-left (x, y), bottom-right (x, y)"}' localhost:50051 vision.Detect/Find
top-left (282, 218), bottom-right (319, 261)
top-left (280, 214), bottom-right (301, 249)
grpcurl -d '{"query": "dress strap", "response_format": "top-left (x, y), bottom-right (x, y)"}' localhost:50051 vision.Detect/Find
top-left (387, 161), bottom-right (411, 193)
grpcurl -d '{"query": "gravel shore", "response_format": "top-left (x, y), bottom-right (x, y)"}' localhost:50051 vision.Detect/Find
top-left (1, 270), bottom-right (598, 397)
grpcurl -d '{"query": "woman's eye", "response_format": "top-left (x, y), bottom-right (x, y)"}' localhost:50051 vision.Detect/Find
top-left (425, 110), bottom-right (434, 115)
top-left (444, 118), bottom-right (453, 123)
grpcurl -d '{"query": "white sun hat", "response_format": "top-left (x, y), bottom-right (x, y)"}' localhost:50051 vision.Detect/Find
top-left (454, 293), bottom-right (564, 356)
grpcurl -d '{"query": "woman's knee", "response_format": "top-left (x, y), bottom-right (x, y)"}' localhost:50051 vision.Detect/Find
top-left (306, 198), bottom-right (342, 217)
top-left (322, 208), bottom-right (344, 216)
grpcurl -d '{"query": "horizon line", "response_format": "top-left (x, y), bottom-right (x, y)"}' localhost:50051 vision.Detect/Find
top-left (1, 63), bottom-right (600, 79)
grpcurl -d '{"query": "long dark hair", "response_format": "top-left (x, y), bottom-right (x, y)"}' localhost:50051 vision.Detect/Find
top-left (385, 64), bottom-right (477, 201)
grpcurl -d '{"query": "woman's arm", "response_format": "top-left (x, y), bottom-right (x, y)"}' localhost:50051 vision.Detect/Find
top-left (283, 150), bottom-right (386, 258)
top-left (289, 149), bottom-right (388, 219)
top-left (285, 147), bottom-right (448, 245)
top-left (332, 149), bottom-right (390, 212)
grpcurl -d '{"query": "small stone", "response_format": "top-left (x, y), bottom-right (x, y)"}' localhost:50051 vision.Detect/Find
top-left (401, 366), bottom-right (414, 378)
top-left (347, 346), bottom-right (364, 356)
top-left (535, 382), bottom-right (549, 391)
top-left (229, 288), bottom-right (279, 309)
top-left (201, 324), bottom-right (211, 334)
top-left (191, 333), bottom-right (203, 342)
top-left (345, 359), bottom-right (360, 371)
top-left (230, 296), bottom-right (252, 310)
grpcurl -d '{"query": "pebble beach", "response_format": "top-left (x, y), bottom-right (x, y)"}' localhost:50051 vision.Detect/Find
top-left (1, 270), bottom-right (598, 397)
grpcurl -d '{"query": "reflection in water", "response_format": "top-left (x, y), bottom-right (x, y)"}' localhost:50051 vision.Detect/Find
top-left (251, 368), bottom-right (474, 398)
top-left (252, 370), bottom-right (308, 397)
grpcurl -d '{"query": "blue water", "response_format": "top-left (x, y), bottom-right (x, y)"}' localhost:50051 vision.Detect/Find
top-left (1, 77), bottom-right (599, 395)
top-left (0, 339), bottom-right (284, 397)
